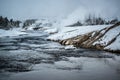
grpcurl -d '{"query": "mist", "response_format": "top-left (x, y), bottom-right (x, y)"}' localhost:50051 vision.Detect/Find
top-left (0, 0), bottom-right (120, 20)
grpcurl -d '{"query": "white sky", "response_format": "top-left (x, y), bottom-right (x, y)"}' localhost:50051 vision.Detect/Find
top-left (0, 0), bottom-right (120, 20)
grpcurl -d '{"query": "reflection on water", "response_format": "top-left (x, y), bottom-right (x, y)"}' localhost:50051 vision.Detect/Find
top-left (7, 56), bottom-right (120, 80)
top-left (0, 31), bottom-right (120, 80)
top-left (103, 56), bottom-right (120, 74)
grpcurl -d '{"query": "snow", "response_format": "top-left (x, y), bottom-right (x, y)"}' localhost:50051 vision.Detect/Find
top-left (24, 18), bottom-right (59, 31)
top-left (93, 25), bottom-right (120, 46)
top-left (47, 25), bottom-right (111, 40)
top-left (47, 22), bottom-right (120, 51)
top-left (105, 35), bottom-right (120, 50)
top-left (91, 31), bottom-right (96, 37)
top-left (45, 28), bottom-right (58, 34)
top-left (64, 45), bottom-right (76, 50)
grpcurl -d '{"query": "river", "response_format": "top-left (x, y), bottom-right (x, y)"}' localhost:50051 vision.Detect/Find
top-left (0, 30), bottom-right (120, 80)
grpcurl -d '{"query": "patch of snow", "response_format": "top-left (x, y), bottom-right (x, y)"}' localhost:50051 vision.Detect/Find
top-left (91, 31), bottom-right (96, 37)
top-left (64, 45), bottom-right (76, 50)
top-left (45, 28), bottom-right (58, 34)
top-left (105, 35), bottom-right (120, 50)
top-left (93, 26), bottom-right (120, 46)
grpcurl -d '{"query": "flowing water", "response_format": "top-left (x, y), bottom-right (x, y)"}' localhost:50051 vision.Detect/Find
top-left (0, 30), bottom-right (120, 80)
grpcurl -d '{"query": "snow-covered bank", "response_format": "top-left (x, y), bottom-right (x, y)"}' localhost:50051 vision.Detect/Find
top-left (47, 22), bottom-right (120, 53)
top-left (47, 25), bottom-right (111, 40)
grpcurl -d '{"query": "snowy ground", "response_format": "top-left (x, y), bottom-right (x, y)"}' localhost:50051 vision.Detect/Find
top-left (46, 23), bottom-right (120, 51)
top-left (47, 25), bottom-right (111, 40)
top-left (94, 25), bottom-right (120, 51)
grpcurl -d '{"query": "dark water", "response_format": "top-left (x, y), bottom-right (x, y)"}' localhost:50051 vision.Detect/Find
top-left (0, 31), bottom-right (120, 80)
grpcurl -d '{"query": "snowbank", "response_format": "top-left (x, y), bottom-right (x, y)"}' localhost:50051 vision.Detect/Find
top-left (47, 25), bottom-right (111, 40)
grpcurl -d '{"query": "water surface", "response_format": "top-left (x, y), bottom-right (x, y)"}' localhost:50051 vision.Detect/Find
top-left (0, 30), bottom-right (120, 80)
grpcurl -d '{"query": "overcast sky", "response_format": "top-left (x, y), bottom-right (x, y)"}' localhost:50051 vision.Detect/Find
top-left (0, 0), bottom-right (120, 20)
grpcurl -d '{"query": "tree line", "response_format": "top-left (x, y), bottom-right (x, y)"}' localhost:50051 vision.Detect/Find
top-left (23, 19), bottom-right (37, 28)
top-left (67, 14), bottom-right (119, 27)
top-left (0, 16), bottom-right (21, 30)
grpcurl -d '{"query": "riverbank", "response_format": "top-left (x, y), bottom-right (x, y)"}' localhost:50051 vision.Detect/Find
top-left (47, 22), bottom-right (120, 53)
top-left (0, 21), bottom-right (120, 80)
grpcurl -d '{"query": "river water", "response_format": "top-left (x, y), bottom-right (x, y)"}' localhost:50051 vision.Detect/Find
top-left (0, 30), bottom-right (120, 80)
